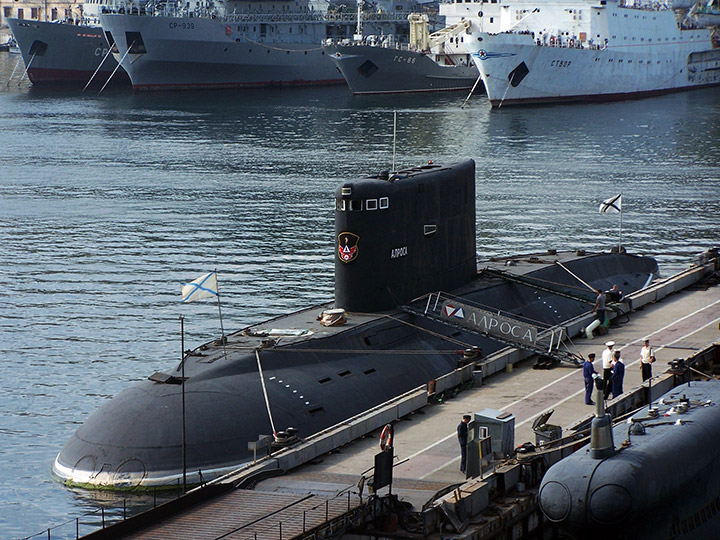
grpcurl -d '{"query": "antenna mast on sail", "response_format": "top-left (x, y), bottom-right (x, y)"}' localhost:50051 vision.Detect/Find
top-left (392, 110), bottom-right (397, 172)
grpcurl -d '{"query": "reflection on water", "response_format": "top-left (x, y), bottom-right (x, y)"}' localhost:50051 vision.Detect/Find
top-left (1, 52), bottom-right (719, 539)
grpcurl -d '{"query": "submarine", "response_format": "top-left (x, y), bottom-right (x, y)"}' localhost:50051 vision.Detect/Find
top-left (53, 159), bottom-right (659, 489)
top-left (538, 380), bottom-right (720, 539)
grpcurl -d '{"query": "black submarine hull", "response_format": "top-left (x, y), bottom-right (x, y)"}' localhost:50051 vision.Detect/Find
top-left (539, 381), bottom-right (720, 540)
top-left (53, 160), bottom-right (659, 488)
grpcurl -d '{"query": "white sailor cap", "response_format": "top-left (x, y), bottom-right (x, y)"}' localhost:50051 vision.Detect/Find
top-left (605, 341), bottom-right (615, 347)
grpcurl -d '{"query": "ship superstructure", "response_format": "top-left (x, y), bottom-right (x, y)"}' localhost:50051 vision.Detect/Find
top-left (462, 0), bottom-right (720, 106)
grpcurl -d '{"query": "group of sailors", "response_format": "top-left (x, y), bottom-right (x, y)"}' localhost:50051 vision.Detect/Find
top-left (583, 338), bottom-right (656, 406)
top-left (582, 282), bottom-right (656, 405)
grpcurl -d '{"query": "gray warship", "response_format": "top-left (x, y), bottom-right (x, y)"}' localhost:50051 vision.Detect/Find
top-left (6, 1), bottom-right (128, 86)
top-left (99, 0), bottom-right (429, 90)
top-left (324, 4), bottom-right (481, 94)
top-left (539, 379), bottom-right (720, 539)
top-left (53, 159), bottom-right (658, 489)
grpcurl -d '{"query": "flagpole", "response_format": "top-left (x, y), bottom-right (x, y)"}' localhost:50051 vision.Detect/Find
top-left (619, 193), bottom-right (623, 251)
top-left (214, 268), bottom-right (228, 362)
top-left (180, 315), bottom-right (187, 493)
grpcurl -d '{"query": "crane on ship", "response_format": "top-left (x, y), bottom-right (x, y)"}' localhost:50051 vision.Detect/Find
top-left (409, 14), bottom-right (471, 53)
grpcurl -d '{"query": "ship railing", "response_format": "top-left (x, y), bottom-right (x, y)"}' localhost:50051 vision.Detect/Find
top-left (223, 10), bottom-right (417, 24)
top-left (103, 0), bottom-right (416, 23)
top-left (618, 0), bottom-right (672, 11)
top-left (324, 37), bottom-right (414, 50)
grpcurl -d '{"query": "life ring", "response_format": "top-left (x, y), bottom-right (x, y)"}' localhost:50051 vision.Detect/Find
top-left (379, 424), bottom-right (393, 451)
top-left (569, 38), bottom-right (575, 47)
top-left (549, 36), bottom-right (555, 46)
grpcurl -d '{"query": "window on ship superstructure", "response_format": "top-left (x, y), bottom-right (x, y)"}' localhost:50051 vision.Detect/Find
top-left (349, 200), bottom-right (363, 211)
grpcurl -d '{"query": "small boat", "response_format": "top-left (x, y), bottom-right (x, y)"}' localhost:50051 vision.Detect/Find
top-left (0, 37), bottom-right (17, 52)
top-left (6, 38), bottom-right (20, 54)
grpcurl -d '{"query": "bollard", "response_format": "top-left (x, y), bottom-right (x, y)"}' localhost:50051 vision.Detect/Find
top-left (347, 491), bottom-right (350, 511)
top-left (326, 499), bottom-right (329, 521)
top-left (303, 511), bottom-right (306, 532)
top-left (101, 507), bottom-right (105, 528)
top-left (47, 528), bottom-right (50, 539)
top-left (279, 521), bottom-right (282, 540)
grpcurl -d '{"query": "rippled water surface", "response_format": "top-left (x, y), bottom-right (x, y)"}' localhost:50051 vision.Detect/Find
top-left (1, 52), bottom-right (719, 539)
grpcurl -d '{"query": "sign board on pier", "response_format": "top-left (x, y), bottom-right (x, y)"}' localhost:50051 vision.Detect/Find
top-left (441, 300), bottom-right (538, 345)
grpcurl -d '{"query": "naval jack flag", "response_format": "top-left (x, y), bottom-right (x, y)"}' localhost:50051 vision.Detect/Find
top-left (599, 194), bottom-right (623, 250)
top-left (599, 194), bottom-right (622, 214)
top-left (181, 271), bottom-right (218, 303)
top-left (180, 269), bottom-right (227, 360)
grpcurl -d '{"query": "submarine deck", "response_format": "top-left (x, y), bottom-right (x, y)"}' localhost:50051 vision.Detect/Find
top-left (185, 250), bottom-right (603, 363)
top-left (252, 276), bottom-right (720, 507)
top-left (103, 263), bottom-right (720, 539)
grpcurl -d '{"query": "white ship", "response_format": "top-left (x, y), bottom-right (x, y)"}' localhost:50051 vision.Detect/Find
top-left (463, 0), bottom-right (720, 107)
top-left (100, 0), bottom-right (429, 90)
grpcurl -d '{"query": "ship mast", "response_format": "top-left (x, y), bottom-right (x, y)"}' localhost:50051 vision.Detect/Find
top-left (354, 0), bottom-right (363, 41)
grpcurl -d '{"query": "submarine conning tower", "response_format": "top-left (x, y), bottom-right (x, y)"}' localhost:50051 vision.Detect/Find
top-left (334, 159), bottom-right (477, 313)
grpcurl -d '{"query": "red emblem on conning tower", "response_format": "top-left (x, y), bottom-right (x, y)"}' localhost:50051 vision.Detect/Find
top-left (338, 232), bottom-right (359, 263)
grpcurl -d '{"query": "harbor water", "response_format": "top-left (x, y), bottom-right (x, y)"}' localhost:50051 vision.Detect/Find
top-left (1, 52), bottom-right (719, 539)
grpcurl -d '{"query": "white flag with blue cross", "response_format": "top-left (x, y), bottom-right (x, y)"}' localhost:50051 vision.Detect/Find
top-left (599, 194), bottom-right (622, 214)
top-left (181, 271), bottom-right (219, 303)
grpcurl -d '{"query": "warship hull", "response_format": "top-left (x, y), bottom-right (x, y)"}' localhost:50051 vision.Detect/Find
top-left (100, 13), bottom-right (410, 90)
top-left (6, 18), bottom-right (128, 86)
top-left (324, 43), bottom-right (479, 94)
top-left (52, 160), bottom-right (658, 489)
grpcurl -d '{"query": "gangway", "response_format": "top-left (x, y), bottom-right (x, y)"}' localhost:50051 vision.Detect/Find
top-left (400, 291), bottom-right (583, 367)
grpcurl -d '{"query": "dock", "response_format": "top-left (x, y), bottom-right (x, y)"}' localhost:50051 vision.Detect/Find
top-left (81, 252), bottom-right (720, 540)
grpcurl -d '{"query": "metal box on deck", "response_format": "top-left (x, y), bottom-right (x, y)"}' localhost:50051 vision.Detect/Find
top-left (474, 408), bottom-right (515, 458)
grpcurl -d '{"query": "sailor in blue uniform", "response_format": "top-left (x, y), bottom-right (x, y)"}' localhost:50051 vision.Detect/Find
top-left (611, 350), bottom-right (625, 399)
top-left (457, 415), bottom-right (470, 473)
top-left (583, 353), bottom-right (597, 405)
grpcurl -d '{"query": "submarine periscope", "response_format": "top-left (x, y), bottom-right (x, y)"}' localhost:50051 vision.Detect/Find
top-left (53, 159), bottom-right (658, 489)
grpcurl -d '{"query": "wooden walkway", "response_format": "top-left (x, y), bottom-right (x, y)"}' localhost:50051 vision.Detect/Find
top-left (119, 489), bottom-right (361, 540)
